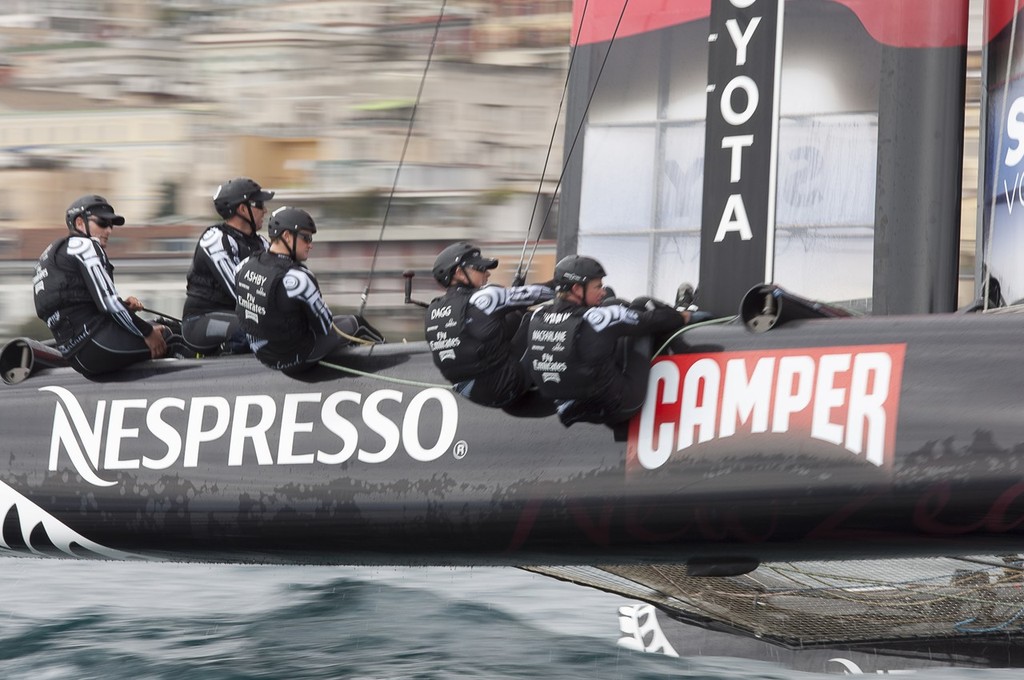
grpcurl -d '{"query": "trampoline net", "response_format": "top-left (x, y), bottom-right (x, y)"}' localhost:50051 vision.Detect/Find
top-left (525, 555), bottom-right (1024, 646)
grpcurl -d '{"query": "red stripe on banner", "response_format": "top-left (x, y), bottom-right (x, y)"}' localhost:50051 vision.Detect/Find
top-left (571, 0), bottom-right (710, 46)
top-left (572, 0), bottom-right (969, 48)
top-left (987, 0), bottom-right (1024, 42)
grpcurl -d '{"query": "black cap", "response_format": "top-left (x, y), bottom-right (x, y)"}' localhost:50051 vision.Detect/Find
top-left (65, 194), bottom-right (125, 230)
top-left (463, 251), bottom-right (498, 271)
top-left (88, 204), bottom-right (126, 226)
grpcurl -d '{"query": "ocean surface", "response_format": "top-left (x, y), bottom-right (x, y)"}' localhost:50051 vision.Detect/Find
top-left (0, 559), bottom-right (1018, 680)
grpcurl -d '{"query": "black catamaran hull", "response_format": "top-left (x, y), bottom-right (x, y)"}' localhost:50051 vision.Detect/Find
top-left (2, 310), bottom-right (1024, 566)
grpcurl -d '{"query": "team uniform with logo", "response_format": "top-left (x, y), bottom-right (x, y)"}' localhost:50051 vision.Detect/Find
top-left (182, 223), bottom-right (268, 353)
top-left (426, 283), bottom-right (553, 408)
top-left (525, 298), bottom-right (686, 427)
top-left (235, 251), bottom-right (353, 374)
top-left (34, 235), bottom-right (159, 375)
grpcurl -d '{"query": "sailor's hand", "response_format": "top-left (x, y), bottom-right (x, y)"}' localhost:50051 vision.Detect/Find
top-left (145, 324), bottom-right (168, 359)
top-left (681, 310), bottom-right (691, 324)
top-left (124, 296), bottom-right (144, 312)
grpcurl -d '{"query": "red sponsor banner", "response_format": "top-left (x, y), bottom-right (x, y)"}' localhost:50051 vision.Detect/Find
top-left (988, 0), bottom-right (1024, 42)
top-left (572, 0), bottom-right (968, 48)
top-left (571, 0), bottom-right (709, 46)
top-left (626, 344), bottom-right (906, 472)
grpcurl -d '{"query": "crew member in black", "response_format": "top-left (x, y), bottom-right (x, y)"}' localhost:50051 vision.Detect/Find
top-left (235, 207), bottom-right (367, 374)
top-left (34, 195), bottom-right (170, 376)
top-left (181, 177), bottom-right (274, 355)
top-left (524, 255), bottom-right (691, 429)
top-left (426, 242), bottom-right (554, 414)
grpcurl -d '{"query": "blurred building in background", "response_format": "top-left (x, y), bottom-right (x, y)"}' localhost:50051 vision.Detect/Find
top-left (0, 0), bottom-right (987, 342)
top-left (0, 0), bottom-right (571, 340)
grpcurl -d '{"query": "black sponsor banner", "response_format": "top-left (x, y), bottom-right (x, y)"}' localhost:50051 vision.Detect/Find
top-left (700, 0), bottom-right (781, 318)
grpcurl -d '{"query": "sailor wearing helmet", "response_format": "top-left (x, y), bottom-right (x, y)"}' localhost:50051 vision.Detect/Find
top-left (425, 242), bottom-right (555, 415)
top-left (33, 195), bottom-right (174, 375)
top-left (524, 255), bottom-right (693, 431)
top-left (234, 206), bottom-right (383, 375)
top-left (181, 177), bottom-right (274, 355)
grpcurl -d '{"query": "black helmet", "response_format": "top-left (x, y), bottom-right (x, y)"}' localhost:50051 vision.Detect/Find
top-left (554, 255), bottom-right (606, 290)
top-left (213, 177), bottom-right (275, 219)
top-left (267, 206), bottom-right (317, 239)
top-left (432, 242), bottom-right (498, 287)
top-left (65, 194), bottom-right (125, 231)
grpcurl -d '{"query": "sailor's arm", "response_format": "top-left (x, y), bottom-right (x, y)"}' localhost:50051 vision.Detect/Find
top-left (68, 236), bottom-right (152, 338)
top-left (469, 283), bottom-right (554, 316)
top-left (632, 302), bottom-right (691, 331)
top-left (583, 304), bottom-right (687, 337)
top-left (283, 268), bottom-right (334, 335)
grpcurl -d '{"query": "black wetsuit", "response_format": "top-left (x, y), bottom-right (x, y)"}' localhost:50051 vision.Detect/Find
top-left (182, 223), bottom-right (268, 353)
top-left (525, 297), bottom-right (686, 426)
top-left (426, 283), bottom-right (553, 409)
top-left (236, 251), bottom-right (353, 374)
top-left (33, 234), bottom-right (160, 376)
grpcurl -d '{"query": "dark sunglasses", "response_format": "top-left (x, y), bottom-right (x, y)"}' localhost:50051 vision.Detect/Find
top-left (295, 232), bottom-right (314, 244)
top-left (249, 200), bottom-right (265, 210)
top-left (89, 216), bottom-right (115, 228)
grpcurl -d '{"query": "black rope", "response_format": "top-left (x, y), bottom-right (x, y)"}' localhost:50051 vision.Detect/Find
top-left (140, 307), bottom-right (181, 324)
top-left (358, 0), bottom-right (448, 315)
top-left (516, 0), bottom-right (632, 282)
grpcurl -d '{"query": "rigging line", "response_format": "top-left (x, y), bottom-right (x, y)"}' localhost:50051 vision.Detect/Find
top-left (983, 2), bottom-right (1019, 311)
top-left (514, 0), bottom-right (593, 282)
top-left (522, 0), bottom-right (633, 277)
top-left (358, 0), bottom-right (449, 316)
top-left (654, 315), bottom-right (736, 357)
top-left (318, 360), bottom-right (452, 389)
top-left (332, 324), bottom-right (377, 346)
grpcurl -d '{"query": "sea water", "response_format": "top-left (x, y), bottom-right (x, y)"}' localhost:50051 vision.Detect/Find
top-left (0, 559), bottom-right (1018, 679)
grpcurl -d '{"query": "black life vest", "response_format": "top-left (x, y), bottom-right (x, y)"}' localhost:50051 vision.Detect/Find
top-left (236, 252), bottom-right (307, 350)
top-left (524, 302), bottom-right (595, 399)
top-left (33, 236), bottom-right (111, 350)
top-left (185, 224), bottom-right (266, 315)
top-left (425, 288), bottom-right (491, 382)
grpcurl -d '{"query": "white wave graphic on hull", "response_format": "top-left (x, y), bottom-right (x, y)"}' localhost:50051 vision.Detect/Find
top-left (617, 603), bottom-right (679, 657)
top-left (0, 478), bottom-right (150, 560)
